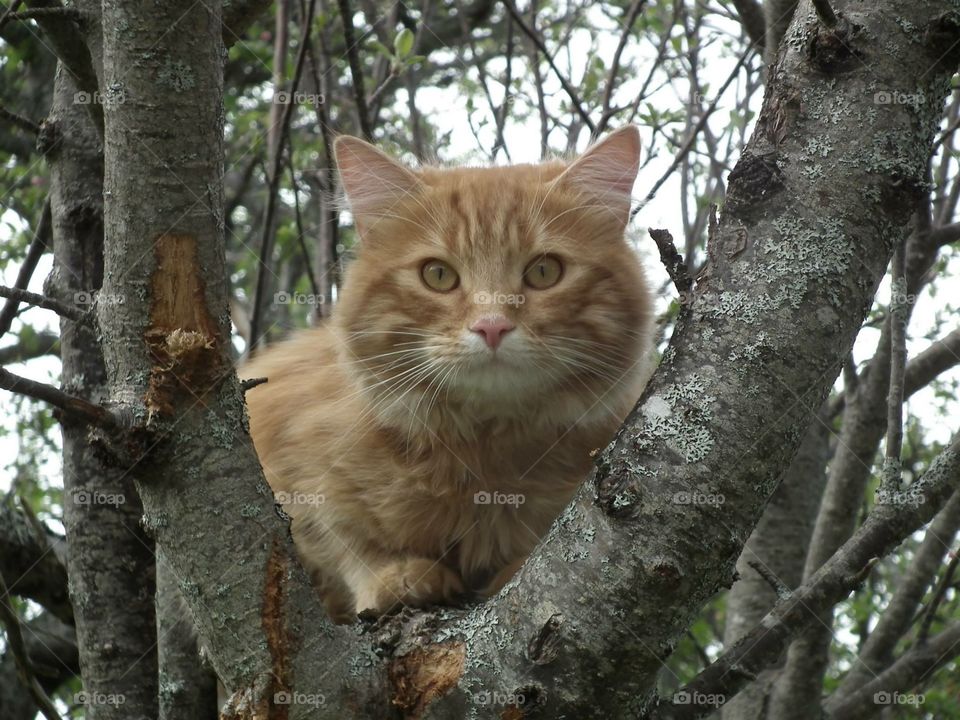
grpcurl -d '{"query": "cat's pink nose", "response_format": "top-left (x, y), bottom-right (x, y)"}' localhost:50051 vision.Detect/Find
top-left (470, 316), bottom-right (515, 350)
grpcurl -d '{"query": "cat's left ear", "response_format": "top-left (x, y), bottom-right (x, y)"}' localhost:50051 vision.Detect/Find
top-left (553, 125), bottom-right (640, 224)
top-left (334, 136), bottom-right (422, 229)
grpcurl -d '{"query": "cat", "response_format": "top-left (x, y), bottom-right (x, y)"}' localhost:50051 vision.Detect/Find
top-left (240, 125), bottom-right (654, 622)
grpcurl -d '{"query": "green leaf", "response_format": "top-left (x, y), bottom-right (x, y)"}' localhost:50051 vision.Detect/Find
top-left (394, 28), bottom-right (415, 59)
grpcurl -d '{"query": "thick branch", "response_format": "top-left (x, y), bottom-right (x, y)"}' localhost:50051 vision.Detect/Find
top-left (652, 436), bottom-right (960, 719)
top-left (826, 622), bottom-right (960, 720)
top-left (0, 502), bottom-right (72, 623)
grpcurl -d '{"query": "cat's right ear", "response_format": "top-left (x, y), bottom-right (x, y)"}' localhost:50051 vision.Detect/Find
top-left (334, 136), bottom-right (422, 226)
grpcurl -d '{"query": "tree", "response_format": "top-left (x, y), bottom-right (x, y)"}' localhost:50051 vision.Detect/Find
top-left (0, 0), bottom-right (959, 718)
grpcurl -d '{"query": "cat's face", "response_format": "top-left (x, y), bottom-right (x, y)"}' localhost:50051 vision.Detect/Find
top-left (333, 127), bottom-right (653, 422)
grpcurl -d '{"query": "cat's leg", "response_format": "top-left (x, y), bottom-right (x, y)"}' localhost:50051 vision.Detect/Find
top-left (343, 556), bottom-right (465, 616)
top-left (480, 557), bottom-right (526, 597)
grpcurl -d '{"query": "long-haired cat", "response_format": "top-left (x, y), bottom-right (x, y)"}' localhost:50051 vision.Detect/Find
top-left (241, 125), bottom-right (654, 622)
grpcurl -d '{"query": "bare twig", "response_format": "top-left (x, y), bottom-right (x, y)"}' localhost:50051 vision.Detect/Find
top-left (0, 571), bottom-right (64, 720)
top-left (634, 48), bottom-right (752, 216)
top-left (917, 549), bottom-right (959, 645)
top-left (0, 104), bottom-right (41, 135)
top-left (240, 376), bottom-right (269, 392)
top-left (595, 0), bottom-right (647, 138)
top-left (501, 0), bottom-right (596, 133)
top-left (881, 238), bottom-right (908, 493)
top-left (0, 368), bottom-right (118, 429)
top-left (747, 560), bottom-right (793, 601)
top-left (337, 0), bottom-right (374, 140)
top-left (287, 159), bottom-right (321, 300)
top-left (0, 0), bottom-right (24, 31)
top-left (0, 286), bottom-right (88, 323)
top-left (0, 198), bottom-right (52, 340)
top-left (249, 0), bottom-right (318, 353)
top-left (648, 228), bottom-right (693, 297)
top-left (6, 6), bottom-right (85, 21)
top-left (649, 434), bottom-right (960, 720)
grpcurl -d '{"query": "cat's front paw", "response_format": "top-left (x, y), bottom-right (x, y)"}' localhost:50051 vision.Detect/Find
top-left (353, 558), bottom-right (464, 617)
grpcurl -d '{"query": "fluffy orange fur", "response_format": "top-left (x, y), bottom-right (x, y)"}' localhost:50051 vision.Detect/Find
top-left (240, 126), bottom-right (654, 622)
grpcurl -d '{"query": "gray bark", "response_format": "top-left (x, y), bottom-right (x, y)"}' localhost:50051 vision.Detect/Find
top-left (826, 490), bottom-right (960, 705)
top-left (157, 551), bottom-right (218, 720)
top-left (0, 612), bottom-right (78, 720)
top-left (46, 62), bottom-right (158, 719)
top-left (720, 414), bottom-right (830, 720)
top-left (73, 0), bottom-right (960, 718)
top-left (768, 211), bottom-right (947, 718)
top-left (826, 622), bottom-right (960, 720)
top-left (0, 502), bottom-right (71, 624)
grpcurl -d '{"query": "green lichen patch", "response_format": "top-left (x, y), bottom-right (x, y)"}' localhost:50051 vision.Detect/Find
top-left (635, 375), bottom-right (717, 464)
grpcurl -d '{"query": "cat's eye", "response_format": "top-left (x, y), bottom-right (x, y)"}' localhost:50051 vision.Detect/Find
top-left (421, 259), bottom-right (460, 292)
top-left (523, 255), bottom-right (563, 289)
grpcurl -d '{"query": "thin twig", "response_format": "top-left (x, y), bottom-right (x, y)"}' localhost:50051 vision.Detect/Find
top-left (812, 0), bottom-right (838, 28)
top-left (918, 549), bottom-right (959, 645)
top-left (648, 228), bottom-right (693, 298)
top-left (0, 104), bottom-right (41, 135)
top-left (0, 286), bottom-right (88, 323)
top-left (881, 238), bottom-right (908, 492)
top-left (633, 48), bottom-right (751, 217)
top-left (747, 560), bottom-right (793, 601)
top-left (249, 0), bottom-right (318, 353)
top-left (287, 159), bottom-right (321, 300)
top-left (0, 571), bottom-right (64, 720)
top-left (595, 0), bottom-right (647, 138)
top-left (240, 376), bottom-right (269, 392)
top-left (6, 7), bottom-right (86, 21)
top-left (0, 198), bottom-right (53, 340)
top-left (501, 0), bottom-right (596, 133)
top-left (0, 0), bottom-right (24, 31)
top-left (0, 368), bottom-right (118, 429)
top-left (337, 0), bottom-right (374, 140)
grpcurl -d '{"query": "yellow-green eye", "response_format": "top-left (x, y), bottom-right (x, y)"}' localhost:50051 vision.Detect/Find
top-left (421, 259), bottom-right (459, 292)
top-left (523, 255), bottom-right (563, 289)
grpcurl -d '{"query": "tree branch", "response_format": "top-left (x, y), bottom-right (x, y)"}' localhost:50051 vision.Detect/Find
top-left (0, 286), bottom-right (88, 324)
top-left (0, 571), bottom-right (63, 720)
top-left (501, 0), bottom-right (596, 133)
top-left (0, 198), bottom-right (52, 341)
top-left (652, 435), bottom-right (960, 719)
top-left (0, 501), bottom-right (72, 623)
top-left (0, 367), bottom-right (118, 429)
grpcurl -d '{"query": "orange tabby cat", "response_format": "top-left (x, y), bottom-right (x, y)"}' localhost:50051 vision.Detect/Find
top-left (241, 126), bottom-right (654, 622)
